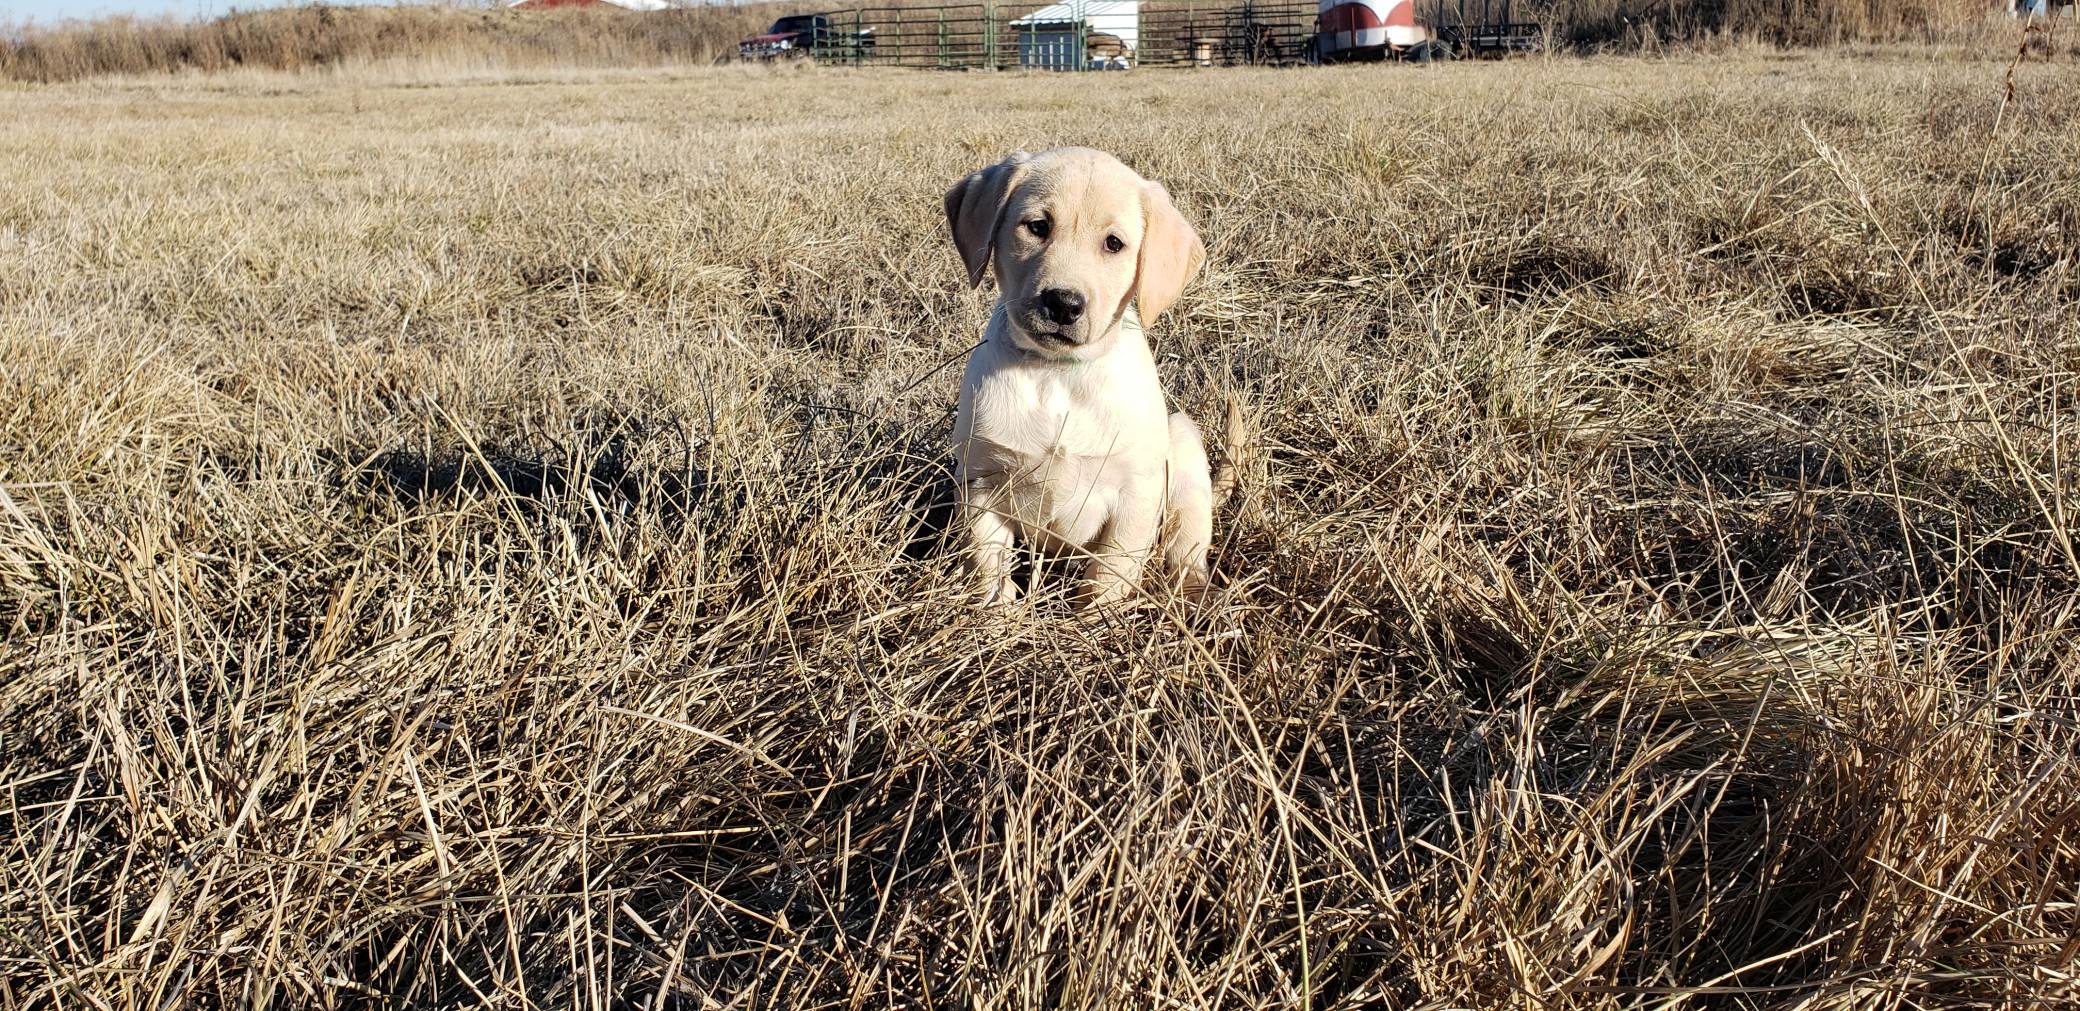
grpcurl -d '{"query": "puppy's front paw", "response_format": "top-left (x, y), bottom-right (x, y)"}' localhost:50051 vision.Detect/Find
top-left (1177, 571), bottom-right (1213, 608)
top-left (1076, 579), bottom-right (1140, 615)
top-left (977, 575), bottom-right (1020, 608)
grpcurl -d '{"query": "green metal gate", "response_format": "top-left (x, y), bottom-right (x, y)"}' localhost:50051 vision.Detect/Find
top-left (1136, 1), bottom-right (1316, 66)
top-left (789, 1), bottom-right (1338, 70)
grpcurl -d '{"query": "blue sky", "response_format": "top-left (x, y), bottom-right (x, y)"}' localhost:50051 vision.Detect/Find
top-left (0, 1), bottom-right (411, 24)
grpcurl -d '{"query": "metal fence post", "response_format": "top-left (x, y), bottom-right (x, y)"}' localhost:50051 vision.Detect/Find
top-left (1078, 1), bottom-right (1089, 71)
top-left (1189, 2), bottom-right (1197, 66)
top-left (985, 1), bottom-right (997, 69)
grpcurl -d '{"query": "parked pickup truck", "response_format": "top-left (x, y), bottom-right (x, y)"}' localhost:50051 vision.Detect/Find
top-left (738, 13), bottom-right (877, 61)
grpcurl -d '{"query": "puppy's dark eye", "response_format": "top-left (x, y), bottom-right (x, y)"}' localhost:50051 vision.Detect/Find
top-left (1024, 219), bottom-right (1051, 240)
top-left (1104, 235), bottom-right (1125, 254)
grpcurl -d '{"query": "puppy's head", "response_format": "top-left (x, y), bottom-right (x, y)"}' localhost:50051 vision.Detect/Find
top-left (945, 147), bottom-right (1204, 360)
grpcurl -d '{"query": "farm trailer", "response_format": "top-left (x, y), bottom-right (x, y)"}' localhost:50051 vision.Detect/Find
top-left (1312, 0), bottom-right (1541, 62)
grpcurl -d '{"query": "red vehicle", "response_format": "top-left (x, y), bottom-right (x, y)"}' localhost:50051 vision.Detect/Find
top-left (738, 12), bottom-right (876, 61)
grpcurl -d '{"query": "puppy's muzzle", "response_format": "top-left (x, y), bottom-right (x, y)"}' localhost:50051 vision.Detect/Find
top-left (1039, 288), bottom-right (1086, 325)
top-left (1017, 288), bottom-right (1091, 349)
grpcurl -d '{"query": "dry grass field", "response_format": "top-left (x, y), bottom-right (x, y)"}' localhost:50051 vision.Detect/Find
top-left (4, 39), bottom-right (2079, 1011)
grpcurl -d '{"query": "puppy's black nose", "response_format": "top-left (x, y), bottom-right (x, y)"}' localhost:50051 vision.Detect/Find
top-left (1040, 288), bottom-right (1086, 325)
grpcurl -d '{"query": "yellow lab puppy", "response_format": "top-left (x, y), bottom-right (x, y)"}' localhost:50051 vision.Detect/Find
top-left (945, 147), bottom-right (1237, 608)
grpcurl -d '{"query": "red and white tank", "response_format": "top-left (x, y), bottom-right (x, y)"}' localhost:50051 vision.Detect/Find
top-left (1315, 0), bottom-right (1426, 59)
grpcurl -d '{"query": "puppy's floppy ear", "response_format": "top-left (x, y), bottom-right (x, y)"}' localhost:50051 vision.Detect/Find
top-left (944, 151), bottom-right (1031, 288)
top-left (1135, 181), bottom-right (1205, 322)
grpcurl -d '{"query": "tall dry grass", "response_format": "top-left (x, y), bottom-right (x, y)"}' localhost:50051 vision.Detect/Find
top-left (1549, 0), bottom-right (2013, 47)
top-left (2, 43), bottom-right (2078, 1010)
top-left (0, 4), bottom-right (775, 84)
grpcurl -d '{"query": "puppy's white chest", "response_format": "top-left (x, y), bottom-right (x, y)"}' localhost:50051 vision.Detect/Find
top-left (970, 368), bottom-right (1138, 462)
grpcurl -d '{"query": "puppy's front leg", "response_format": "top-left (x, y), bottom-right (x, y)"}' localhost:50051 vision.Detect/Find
top-left (961, 481), bottom-right (1020, 605)
top-left (1080, 497), bottom-right (1162, 609)
top-left (1163, 414), bottom-right (1217, 603)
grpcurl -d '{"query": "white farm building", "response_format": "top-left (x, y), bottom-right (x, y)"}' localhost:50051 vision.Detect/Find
top-left (1011, 1), bottom-right (1139, 70)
